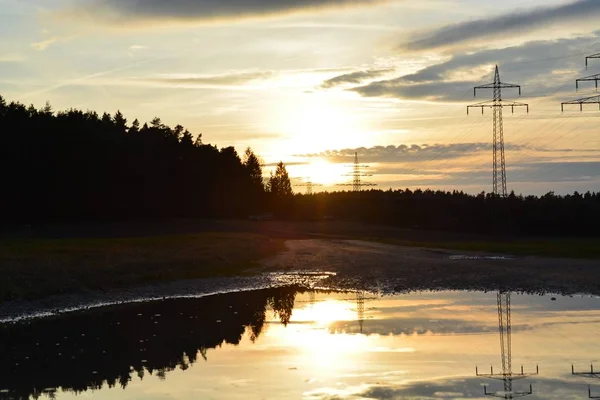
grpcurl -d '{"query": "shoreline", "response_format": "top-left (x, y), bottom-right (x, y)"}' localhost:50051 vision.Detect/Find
top-left (2, 238), bottom-right (600, 322)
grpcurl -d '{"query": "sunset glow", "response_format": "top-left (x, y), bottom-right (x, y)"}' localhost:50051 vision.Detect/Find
top-left (2, 0), bottom-right (600, 194)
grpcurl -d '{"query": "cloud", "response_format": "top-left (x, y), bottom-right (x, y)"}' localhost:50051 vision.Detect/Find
top-left (296, 143), bottom-right (532, 164)
top-left (351, 33), bottom-right (600, 101)
top-left (68, 0), bottom-right (389, 25)
top-left (356, 377), bottom-right (585, 400)
top-left (328, 316), bottom-right (510, 335)
top-left (320, 68), bottom-right (394, 89)
top-left (144, 71), bottom-right (274, 87)
top-left (405, 0), bottom-right (600, 51)
top-left (0, 53), bottom-right (24, 63)
top-left (31, 37), bottom-right (58, 51)
top-left (129, 45), bottom-right (148, 51)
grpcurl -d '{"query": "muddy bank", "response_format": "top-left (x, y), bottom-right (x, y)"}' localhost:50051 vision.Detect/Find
top-left (3, 239), bottom-right (599, 322)
top-left (261, 239), bottom-right (600, 295)
top-left (0, 271), bottom-right (334, 323)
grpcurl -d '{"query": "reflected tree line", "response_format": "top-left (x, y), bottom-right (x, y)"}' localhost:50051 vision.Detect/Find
top-left (2, 94), bottom-right (600, 236)
top-left (0, 287), bottom-right (299, 400)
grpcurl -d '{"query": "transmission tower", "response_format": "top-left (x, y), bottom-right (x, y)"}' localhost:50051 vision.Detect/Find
top-left (467, 66), bottom-right (529, 197)
top-left (571, 364), bottom-right (600, 398)
top-left (476, 291), bottom-right (539, 399)
top-left (356, 291), bottom-right (365, 333)
top-left (309, 290), bottom-right (316, 308)
top-left (294, 178), bottom-right (322, 195)
top-left (562, 53), bottom-right (600, 112)
top-left (338, 152), bottom-right (377, 192)
top-left (586, 53), bottom-right (600, 69)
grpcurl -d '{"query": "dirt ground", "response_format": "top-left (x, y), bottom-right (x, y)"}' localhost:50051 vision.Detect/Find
top-left (261, 239), bottom-right (600, 295)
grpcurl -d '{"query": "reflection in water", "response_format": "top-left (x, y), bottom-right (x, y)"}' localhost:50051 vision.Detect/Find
top-left (0, 287), bottom-right (301, 400)
top-left (356, 291), bottom-right (365, 334)
top-left (572, 364), bottom-right (600, 398)
top-left (2, 289), bottom-right (600, 399)
top-left (476, 291), bottom-right (538, 399)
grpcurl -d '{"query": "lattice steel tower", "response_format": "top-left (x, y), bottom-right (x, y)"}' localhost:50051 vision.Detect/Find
top-left (562, 53), bottom-right (600, 112)
top-left (468, 66), bottom-right (529, 197)
top-left (572, 364), bottom-right (600, 398)
top-left (476, 292), bottom-right (539, 399)
top-left (338, 152), bottom-right (377, 192)
top-left (356, 291), bottom-right (365, 333)
top-left (295, 178), bottom-right (322, 195)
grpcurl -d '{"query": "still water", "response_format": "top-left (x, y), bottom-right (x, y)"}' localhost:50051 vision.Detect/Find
top-left (1, 288), bottom-right (600, 399)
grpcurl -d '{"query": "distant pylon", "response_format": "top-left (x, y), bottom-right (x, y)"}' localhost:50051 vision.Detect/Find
top-left (337, 152), bottom-right (377, 192)
top-left (476, 292), bottom-right (539, 399)
top-left (562, 53), bottom-right (600, 112)
top-left (309, 290), bottom-right (316, 307)
top-left (356, 291), bottom-right (365, 333)
top-left (468, 66), bottom-right (528, 197)
top-left (352, 152), bottom-right (361, 192)
top-left (295, 178), bottom-right (322, 195)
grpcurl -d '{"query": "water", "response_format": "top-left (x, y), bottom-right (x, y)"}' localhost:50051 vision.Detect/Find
top-left (1, 288), bottom-right (600, 399)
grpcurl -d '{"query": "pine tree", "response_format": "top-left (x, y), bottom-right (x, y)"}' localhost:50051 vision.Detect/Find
top-left (267, 161), bottom-right (292, 198)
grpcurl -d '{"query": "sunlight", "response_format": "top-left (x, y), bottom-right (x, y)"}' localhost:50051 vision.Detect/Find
top-left (299, 159), bottom-right (349, 186)
top-left (269, 93), bottom-right (367, 156)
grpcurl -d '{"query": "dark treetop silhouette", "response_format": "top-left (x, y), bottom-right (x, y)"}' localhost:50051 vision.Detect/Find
top-left (1, 94), bottom-right (600, 236)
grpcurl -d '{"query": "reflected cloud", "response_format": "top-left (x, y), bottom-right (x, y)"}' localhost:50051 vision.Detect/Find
top-left (3, 290), bottom-right (600, 399)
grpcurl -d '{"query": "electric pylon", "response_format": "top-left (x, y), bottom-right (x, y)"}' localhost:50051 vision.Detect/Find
top-left (309, 290), bottom-right (316, 308)
top-left (562, 53), bottom-right (600, 112)
top-left (476, 292), bottom-right (539, 399)
top-left (571, 364), bottom-right (600, 398)
top-left (356, 291), bottom-right (365, 333)
top-left (337, 152), bottom-right (377, 192)
top-left (295, 178), bottom-right (322, 195)
top-left (586, 53), bottom-right (600, 69)
top-left (468, 66), bottom-right (529, 197)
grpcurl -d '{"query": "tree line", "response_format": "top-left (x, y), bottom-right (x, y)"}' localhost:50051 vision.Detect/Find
top-left (290, 189), bottom-right (600, 236)
top-left (0, 95), bottom-right (294, 222)
top-left (1, 94), bottom-right (599, 236)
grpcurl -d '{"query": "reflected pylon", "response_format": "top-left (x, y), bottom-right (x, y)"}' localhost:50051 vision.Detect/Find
top-left (309, 290), bottom-right (316, 308)
top-left (572, 364), bottom-right (600, 398)
top-left (476, 291), bottom-right (539, 399)
top-left (356, 291), bottom-right (365, 333)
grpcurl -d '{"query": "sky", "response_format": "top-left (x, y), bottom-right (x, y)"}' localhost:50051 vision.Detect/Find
top-left (1, 0), bottom-right (600, 194)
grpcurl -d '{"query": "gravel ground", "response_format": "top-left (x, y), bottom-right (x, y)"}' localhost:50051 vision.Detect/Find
top-left (260, 239), bottom-right (600, 295)
top-left (2, 239), bottom-right (599, 321)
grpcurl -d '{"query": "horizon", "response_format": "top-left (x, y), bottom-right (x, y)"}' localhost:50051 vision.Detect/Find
top-left (2, 0), bottom-right (600, 195)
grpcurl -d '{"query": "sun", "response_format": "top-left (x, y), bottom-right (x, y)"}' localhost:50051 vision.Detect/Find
top-left (302, 159), bottom-right (348, 186)
top-left (268, 92), bottom-right (366, 156)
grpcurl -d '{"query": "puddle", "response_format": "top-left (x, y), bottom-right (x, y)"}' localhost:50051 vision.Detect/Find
top-left (1, 289), bottom-right (600, 399)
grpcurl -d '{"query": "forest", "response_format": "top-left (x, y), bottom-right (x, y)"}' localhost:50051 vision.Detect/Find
top-left (1, 94), bottom-right (599, 236)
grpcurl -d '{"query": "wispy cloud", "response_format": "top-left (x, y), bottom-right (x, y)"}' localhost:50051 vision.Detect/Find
top-left (0, 53), bottom-right (25, 63)
top-left (296, 143), bottom-right (533, 163)
top-left (67, 0), bottom-right (390, 25)
top-left (31, 37), bottom-right (58, 51)
top-left (404, 0), bottom-right (600, 51)
top-left (320, 68), bottom-right (393, 89)
top-left (351, 33), bottom-right (600, 101)
top-left (144, 71), bottom-right (274, 87)
top-left (128, 45), bottom-right (148, 51)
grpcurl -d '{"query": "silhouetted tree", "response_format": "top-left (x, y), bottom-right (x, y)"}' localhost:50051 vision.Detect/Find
top-left (267, 161), bottom-right (293, 198)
